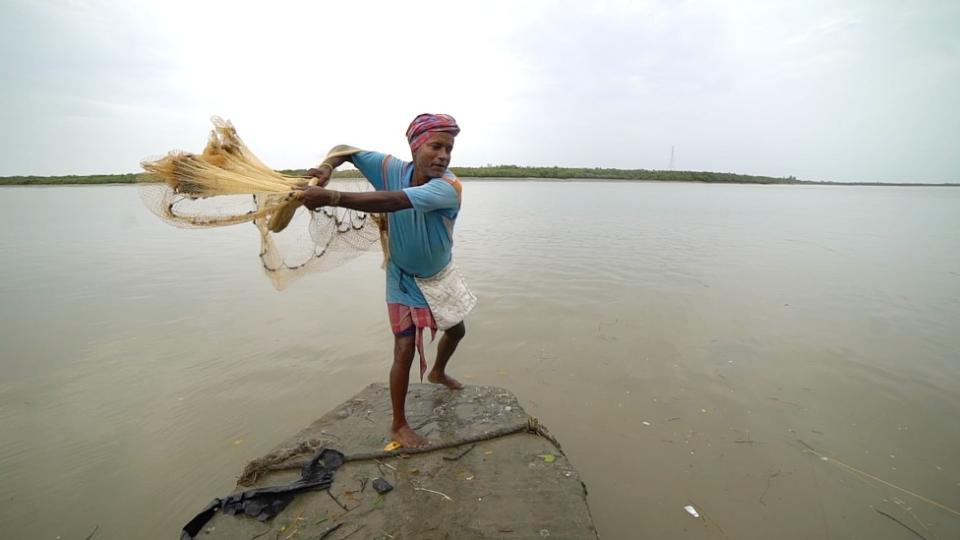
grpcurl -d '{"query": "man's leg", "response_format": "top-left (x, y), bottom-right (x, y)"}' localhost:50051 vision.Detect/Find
top-left (390, 333), bottom-right (430, 448)
top-left (428, 321), bottom-right (465, 390)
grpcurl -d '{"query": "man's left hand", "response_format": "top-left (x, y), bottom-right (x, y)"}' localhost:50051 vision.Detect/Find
top-left (301, 186), bottom-right (334, 210)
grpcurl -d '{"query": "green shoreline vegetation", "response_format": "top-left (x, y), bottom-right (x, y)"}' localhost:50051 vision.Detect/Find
top-left (0, 167), bottom-right (956, 187)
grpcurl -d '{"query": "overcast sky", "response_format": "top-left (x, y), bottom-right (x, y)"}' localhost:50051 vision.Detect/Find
top-left (1, 0), bottom-right (957, 182)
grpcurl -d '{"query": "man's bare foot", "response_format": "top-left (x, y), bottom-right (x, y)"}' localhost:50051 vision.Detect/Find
top-left (390, 425), bottom-right (430, 448)
top-left (427, 372), bottom-right (464, 390)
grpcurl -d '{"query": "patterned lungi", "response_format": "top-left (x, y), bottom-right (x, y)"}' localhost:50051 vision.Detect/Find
top-left (387, 303), bottom-right (437, 381)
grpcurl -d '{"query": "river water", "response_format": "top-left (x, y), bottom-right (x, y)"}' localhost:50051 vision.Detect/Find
top-left (1, 182), bottom-right (958, 539)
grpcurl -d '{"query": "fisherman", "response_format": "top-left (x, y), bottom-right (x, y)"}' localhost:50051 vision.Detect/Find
top-left (301, 113), bottom-right (472, 449)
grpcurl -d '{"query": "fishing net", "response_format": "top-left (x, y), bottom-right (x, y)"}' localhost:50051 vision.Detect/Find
top-left (140, 117), bottom-right (384, 290)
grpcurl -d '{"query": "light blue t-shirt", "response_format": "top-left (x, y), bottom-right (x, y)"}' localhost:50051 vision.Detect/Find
top-left (351, 151), bottom-right (461, 307)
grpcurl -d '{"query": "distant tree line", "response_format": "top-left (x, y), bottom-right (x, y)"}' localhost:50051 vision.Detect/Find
top-left (0, 173), bottom-right (143, 185)
top-left (448, 165), bottom-right (802, 184)
top-left (1, 167), bottom-right (954, 186)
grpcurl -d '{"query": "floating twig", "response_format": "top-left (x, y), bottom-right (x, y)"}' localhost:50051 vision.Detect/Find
top-left (798, 439), bottom-right (960, 518)
top-left (442, 444), bottom-right (476, 461)
top-left (597, 318), bottom-right (619, 340)
top-left (84, 525), bottom-right (100, 540)
top-left (759, 470), bottom-right (781, 506)
top-left (875, 509), bottom-right (928, 540)
top-left (768, 397), bottom-right (803, 408)
top-left (893, 498), bottom-right (936, 540)
top-left (688, 500), bottom-right (731, 540)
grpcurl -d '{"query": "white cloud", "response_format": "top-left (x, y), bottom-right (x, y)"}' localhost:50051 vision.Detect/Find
top-left (1, 0), bottom-right (957, 182)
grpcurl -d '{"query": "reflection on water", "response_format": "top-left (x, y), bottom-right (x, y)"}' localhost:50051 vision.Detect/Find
top-left (1, 183), bottom-right (958, 539)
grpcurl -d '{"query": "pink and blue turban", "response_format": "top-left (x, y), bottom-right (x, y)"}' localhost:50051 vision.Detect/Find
top-left (406, 113), bottom-right (460, 153)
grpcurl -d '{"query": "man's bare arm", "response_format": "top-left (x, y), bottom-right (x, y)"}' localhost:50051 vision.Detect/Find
top-left (302, 187), bottom-right (413, 213)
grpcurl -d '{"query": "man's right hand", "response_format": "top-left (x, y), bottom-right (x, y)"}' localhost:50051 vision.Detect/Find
top-left (305, 164), bottom-right (332, 187)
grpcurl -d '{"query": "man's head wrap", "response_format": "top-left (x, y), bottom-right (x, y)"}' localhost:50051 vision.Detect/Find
top-left (406, 113), bottom-right (460, 153)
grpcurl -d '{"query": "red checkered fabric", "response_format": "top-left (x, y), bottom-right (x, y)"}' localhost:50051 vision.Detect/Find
top-left (388, 303), bottom-right (437, 381)
top-left (405, 113), bottom-right (460, 153)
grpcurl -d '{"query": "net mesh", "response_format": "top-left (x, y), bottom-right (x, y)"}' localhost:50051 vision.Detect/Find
top-left (140, 117), bottom-right (383, 290)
